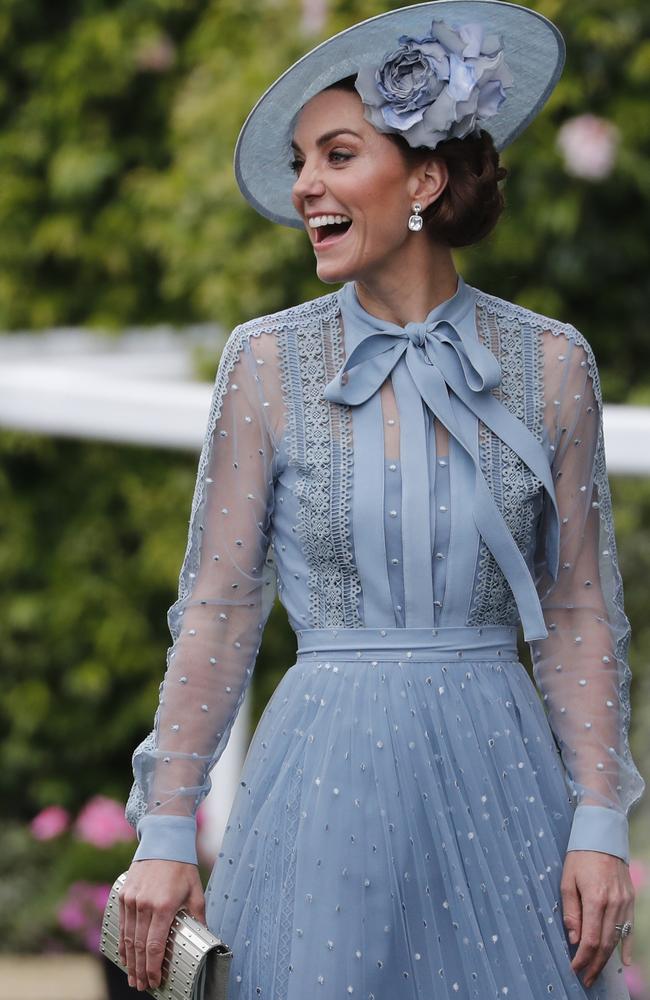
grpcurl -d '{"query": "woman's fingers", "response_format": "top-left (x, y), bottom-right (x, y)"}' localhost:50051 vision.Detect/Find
top-left (620, 920), bottom-right (634, 966)
top-left (583, 896), bottom-right (629, 987)
top-left (121, 886), bottom-right (138, 987)
top-left (118, 886), bottom-right (126, 966)
top-left (570, 888), bottom-right (606, 987)
top-left (117, 861), bottom-right (207, 990)
top-left (145, 908), bottom-right (176, 989)
top-left (560, 872), bottom-right (582, 945)
top-left (133, 899), bottom-right (154, 990)
top-left (569, 878), bottom-right (635, 986)
top-left (188, 885), bottom-right (207, 926)
top-left (562, 851), bottom-right (637, 989)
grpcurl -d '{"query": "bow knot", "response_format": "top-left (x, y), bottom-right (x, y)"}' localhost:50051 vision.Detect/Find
top-left (405, 322), bottom-right (428, 349)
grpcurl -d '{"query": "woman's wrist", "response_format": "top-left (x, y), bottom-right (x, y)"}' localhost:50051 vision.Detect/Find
top-left (132, 814), bottom-right (198, 866)
top-left (565, 804), bottom-right (629, 864)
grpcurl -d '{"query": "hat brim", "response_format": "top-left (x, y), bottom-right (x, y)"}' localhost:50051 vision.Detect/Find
top-left (234, 0), bottom-right (565, 229)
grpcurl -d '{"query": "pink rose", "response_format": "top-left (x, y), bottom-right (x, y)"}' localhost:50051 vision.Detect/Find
top-left (57, 896), bottom-right (87, 932)
top-left (57, 881), bottom-right (112, 953)
top-left (30, 805), bottom-right (70, 840)
top-left (556, 113), bottom-right (620, 181)
top-left (74, 795), bottom-right (135, 848)
top-left (84, 926), bottom-right (103, 953)
top-left (91, 883), bottom-right (112, 910)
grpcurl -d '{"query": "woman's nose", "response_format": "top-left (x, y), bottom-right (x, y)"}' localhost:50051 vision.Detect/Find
top-left (292, 161), bottom-right (326, 202)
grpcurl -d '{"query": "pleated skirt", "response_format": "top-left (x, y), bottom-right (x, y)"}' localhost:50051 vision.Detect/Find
top-left (204, 626), bottom-right (629, 1000)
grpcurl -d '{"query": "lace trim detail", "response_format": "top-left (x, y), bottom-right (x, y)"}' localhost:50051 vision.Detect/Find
top-left (468, 293), bottom-right (546, 627)
top-left (325, 311), bottom-right (363, 626)
top-left (276, 295), bottom-right (362, 628)
top-left (125, 731), bottom-right (156, 829)
top-left (274, 762), bottom-right (301, 998)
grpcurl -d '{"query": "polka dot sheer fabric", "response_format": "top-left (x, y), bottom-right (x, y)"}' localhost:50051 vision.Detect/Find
top-left (531, 327), bottom-right (645, 859)
top-left (126, 276), bottom-right (644, 999)
top-left (126, 327), bottom-right (280, 859)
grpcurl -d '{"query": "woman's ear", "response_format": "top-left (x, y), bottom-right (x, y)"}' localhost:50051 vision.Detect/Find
top-left (408, 156), bottom-right (448, 210)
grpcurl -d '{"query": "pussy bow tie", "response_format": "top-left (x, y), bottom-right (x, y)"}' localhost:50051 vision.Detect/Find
top-left (323, 276), bottom-right (560, 642)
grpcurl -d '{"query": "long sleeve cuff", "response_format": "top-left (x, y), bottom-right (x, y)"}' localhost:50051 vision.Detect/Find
top-left (565, 804), bottom-right (629, 864)
top-left (132, 814), bottom-right (198, 866)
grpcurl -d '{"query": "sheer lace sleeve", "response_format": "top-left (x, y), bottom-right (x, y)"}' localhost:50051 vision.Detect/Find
top-left (529, 325), bottom-right (645, 864)
top-left (124, 325), bottom-right (279, 866)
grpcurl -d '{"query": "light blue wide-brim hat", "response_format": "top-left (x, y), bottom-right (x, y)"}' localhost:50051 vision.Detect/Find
top-left (234, 0), bottom-right (565, 228)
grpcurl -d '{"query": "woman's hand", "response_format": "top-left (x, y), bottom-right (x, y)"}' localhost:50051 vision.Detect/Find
top-left (118, 859), bottom-right (206, 992)
top-left (561, 849), bottom-right (635, 989)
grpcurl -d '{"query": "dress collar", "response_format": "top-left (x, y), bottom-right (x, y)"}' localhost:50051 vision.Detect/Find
top-left (337, 273), bottom-right (478, 350)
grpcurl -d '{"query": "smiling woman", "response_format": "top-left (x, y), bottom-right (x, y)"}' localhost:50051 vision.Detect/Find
top-left (119, 4), bottom-right (644, 1000)
top-left (289, 83), bottom-right (462, 301)
top-left (287, 79), bottom-right (507, 305)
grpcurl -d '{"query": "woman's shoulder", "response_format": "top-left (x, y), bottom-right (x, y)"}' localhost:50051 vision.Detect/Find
top-left (233, 289), bottom-right (341, 341)
top-left (472, 283), bottom-right (581, 339)
top-left (472, 283), bottom-right (598, 364)
top-left (472, 283), bottom-right (600, 393)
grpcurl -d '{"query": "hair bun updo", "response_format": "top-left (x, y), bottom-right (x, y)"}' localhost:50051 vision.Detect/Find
top-left (411, 129), bottom-right (508, 248)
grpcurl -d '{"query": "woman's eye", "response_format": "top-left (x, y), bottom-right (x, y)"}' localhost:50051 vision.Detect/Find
top-left (290, 151), bottom-right (352, 175)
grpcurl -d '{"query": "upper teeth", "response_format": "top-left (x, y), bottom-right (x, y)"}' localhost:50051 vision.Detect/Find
top-left (308, 214), bottom-right (351, 228)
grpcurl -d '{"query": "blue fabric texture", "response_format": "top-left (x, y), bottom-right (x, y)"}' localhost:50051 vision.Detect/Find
top-left (125, 275), bottom-right (644, 999)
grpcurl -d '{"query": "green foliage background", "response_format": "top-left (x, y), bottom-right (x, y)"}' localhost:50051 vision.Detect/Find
top-left (1, 0), bottom-right (650, 959)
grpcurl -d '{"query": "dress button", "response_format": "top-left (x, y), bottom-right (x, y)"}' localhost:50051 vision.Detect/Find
top-left (387, 418), bottom-right (395, 425)
top-left (391, 558), bottom-right (399, 565)
top-left (433, 600), bottom-right (442, 607)
top-left (439, 505), bottom-right (448, 512)
top-left (438, 459), bottom-right (448, 467)
top-left (389, 510), bottom-right (398, 517)
top-left (435, 552), bottom-right (445, 560)
top-left (388, 463), bottom-right (397, 471)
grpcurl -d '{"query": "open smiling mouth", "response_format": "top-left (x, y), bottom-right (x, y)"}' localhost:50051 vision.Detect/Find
top-left (309, 214), bottom-right (353, 248)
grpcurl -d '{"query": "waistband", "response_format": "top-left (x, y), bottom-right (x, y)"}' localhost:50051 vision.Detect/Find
top-left (295, 625), bottom-right (519, 662)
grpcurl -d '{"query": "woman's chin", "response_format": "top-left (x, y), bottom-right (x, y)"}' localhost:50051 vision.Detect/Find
top-left (315, 257), bottom-right (356, 285)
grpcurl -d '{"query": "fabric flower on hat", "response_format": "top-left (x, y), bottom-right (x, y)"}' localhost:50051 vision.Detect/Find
top-left (354, 17), bottom-right (514, 149)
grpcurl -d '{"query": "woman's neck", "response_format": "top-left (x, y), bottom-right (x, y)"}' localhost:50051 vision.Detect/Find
top-left (353, 244), bottom-right (458, 327)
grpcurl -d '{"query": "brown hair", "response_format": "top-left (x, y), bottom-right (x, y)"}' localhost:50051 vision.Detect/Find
top-left (324, 75), bottom-right (508, 248)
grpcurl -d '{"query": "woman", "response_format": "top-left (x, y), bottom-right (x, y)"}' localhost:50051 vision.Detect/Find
top-left (118, 3), bottom-right (645, 997)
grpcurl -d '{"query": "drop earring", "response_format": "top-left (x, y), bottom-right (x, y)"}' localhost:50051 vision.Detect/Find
top-left (408, 202), bottom-right (423, 232)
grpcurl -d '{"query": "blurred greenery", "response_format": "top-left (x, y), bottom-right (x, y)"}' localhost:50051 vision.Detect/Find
top-left (0, 0), bottom-right (649, 982)
top-left (0, 0), bottom-right (647, 393)
top-left (0, 429), bottom-right (297, 815)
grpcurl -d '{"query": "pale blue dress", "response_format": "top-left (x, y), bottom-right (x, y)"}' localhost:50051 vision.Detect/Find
top-left (125, 274), bottom-right (645, 999)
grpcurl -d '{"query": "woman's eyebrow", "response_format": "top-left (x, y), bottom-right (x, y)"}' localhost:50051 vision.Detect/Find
top-left (290, 128), bottom-right (362, 152)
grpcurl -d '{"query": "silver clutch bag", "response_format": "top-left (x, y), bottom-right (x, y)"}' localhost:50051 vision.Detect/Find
top-left (101, 872), bottom-right (233, 1000)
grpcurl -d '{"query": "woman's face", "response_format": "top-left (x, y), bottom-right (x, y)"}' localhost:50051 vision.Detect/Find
top-left (290, 87), bottom-right (429, 285)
